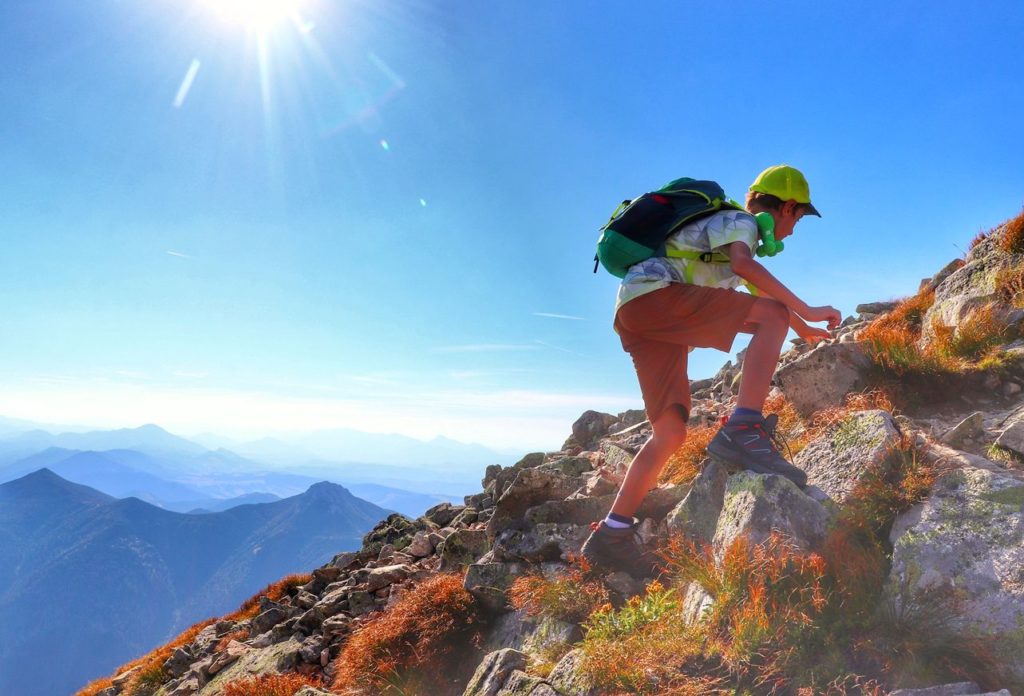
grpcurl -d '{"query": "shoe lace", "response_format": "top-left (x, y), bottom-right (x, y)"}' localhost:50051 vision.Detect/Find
top-left (759, 417), bottom-right (795, 463)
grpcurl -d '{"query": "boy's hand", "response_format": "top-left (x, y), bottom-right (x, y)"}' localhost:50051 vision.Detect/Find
top-left (803, 305), bottom-right (842, 330)
top-left (799, 326), bottom-right (832, 344)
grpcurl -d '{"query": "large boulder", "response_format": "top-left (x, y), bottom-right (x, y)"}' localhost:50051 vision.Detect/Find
top-left (462, 648), bottom-right (528, 696)
top-left (712, 472), bottom-right (831, 558)
top-left (464, 562), bottom-right (526, 613)
top-left (920, 241), bottom-right (1013, 348)
top-left (665, 459), bottom-right (729, 547)
top-left (439, 529), bottom-right (491, 571)
top-left (793, 410), bottom-right (902, 504)
top-left (887, 451), bottom-right (1024, 676)
top-left (775, 342), bottom-right (873, 418)
top-left (486, 468), bottom-right (580, 540)
top-left (569, 410), bottom-right (620, 451)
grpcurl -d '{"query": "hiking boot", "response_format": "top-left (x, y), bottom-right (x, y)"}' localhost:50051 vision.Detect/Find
top-left (580, 519), bottom-right (662, 579)
top-left (706, 413), bottom-right (808, 488)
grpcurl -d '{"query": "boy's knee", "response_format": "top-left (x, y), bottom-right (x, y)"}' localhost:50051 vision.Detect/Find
top-left (751, 297), bottom-right (789, 328)
top-left (652, 407), bottom-right (688, 449)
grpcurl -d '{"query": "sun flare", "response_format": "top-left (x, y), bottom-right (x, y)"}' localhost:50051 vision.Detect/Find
top-left (206, 0), bottom-right (306, 32)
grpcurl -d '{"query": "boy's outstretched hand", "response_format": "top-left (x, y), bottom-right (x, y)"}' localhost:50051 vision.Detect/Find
top-left (799, 326), bottom-right (832, 344)
top-left (803, 305), bottom-right (842, 330)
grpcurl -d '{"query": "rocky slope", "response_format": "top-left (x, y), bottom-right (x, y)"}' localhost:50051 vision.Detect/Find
top-left (78, 214), bottom-right (1024, 696)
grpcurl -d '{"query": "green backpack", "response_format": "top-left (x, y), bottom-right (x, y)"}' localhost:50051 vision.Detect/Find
top-left (593, 177), bottom-right (745, 278)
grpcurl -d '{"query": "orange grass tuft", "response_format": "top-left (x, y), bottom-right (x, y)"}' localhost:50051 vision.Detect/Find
top-left (227, 573), bottom-right (312, 622)
top-left (222, 673), bottom-right (321, 696)
top-left (996, 260), bottom-right (1024, 308)
top-left (660, 424), bottom-right (717, 486)
top-left (75, 618), bottom-right (218, 696)
top-left (331, 573), bottom-right (482, 695)
top-left (216, 628), bottom-right (251, 652)
top-left (997, 207), bottom-right (1024, 255)
top-left (968, 229), bottom-right (989, 251)
top-left (934, 303), bottom-right (1011, 362)
top-left (508, 556), bottom-right (609, 623)
top-left (77, 573), bottom-right (312, 696)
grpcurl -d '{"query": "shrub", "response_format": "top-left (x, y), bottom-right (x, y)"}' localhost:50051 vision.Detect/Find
top-left (508, 556), bottom-right (609, 623)
top-left (997, 207), bottom-right (1024, 255)
top-left (331, 573), bottom-right (482, 695)
top-left (223, 673), bottom-right (321, 696)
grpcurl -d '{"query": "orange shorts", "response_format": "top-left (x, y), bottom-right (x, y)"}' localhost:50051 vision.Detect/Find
top-left (614, 284), bottom-right (758, 424)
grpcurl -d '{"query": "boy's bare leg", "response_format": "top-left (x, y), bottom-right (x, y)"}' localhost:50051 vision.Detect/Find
top-left (609, 407), bottom-right (688, 518)
top-left (736, 298), bottom-right (789, 410)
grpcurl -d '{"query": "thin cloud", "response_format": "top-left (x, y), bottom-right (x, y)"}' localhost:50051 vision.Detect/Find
top-left (166, 250), bottom-right (193, 259)
top-left (534, 340), bottom-right (587, 358)
top-left (173, 370), bottom-right (209, 379)
top-left (533, 312), bottom-right (586, 321)
top-left (432, 344), bottom-right (541, 353)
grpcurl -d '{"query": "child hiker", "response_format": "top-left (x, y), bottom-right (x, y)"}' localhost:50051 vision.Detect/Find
top-left (581, 164), bottom-right (842, 577)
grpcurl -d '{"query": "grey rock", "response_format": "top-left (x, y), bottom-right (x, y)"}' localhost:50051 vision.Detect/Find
top-left (941, 411), bottom-right (986, 447)
top-left (329, 551), bottom-right (359, 571)
top-left (540, 456), bottom-right (594, 477)
top-left (347, 590), bottom-right (376, 617)
top-left (164, 647), bottom-right (193, 678)
top-left (666, 459), bottom-right (729, 547)
top-left (406, 530), bottom-right (435, 558)
top-left (250, 605), bottom-right (290, 635)
top-left (793, 410), bottom-right (901, 504)
top-left (439, 528), bottom-right (491, 571)
top-left (423, 501), bottom-right (464, 527)
top-left (295, 688), bottom-right (336, 696)
top-left (713, 472), bottom-right (831, 558)
top-left (888, 683), bottom-right (980, 695)
top-left (321, 614), bottom-right (351, 637)
top-left (525, 484), bottom-right (690, 528)
top-left (548, 649), bottom-right (600, 696)
top-left (887, 454), bottom-right (1024, 677)
top-left (207, 640), bottom-right (249, 675)
top-left (486, 468), bottom-right (580, 540)
top-left (352, 563), bottom-right (413, 592)
top-left (569, 410), bottom-right (620, 450)
top-left (464, 562), bottom-right (525, 613)
top-left (775, 342), bottom-right (873, 417)
top-left (492, 523), bottom-right (589, 563)
top-left (856, 300), bottom-right (900, 315)
top-left (995, 420), bottom-right (1024, 456)
top-left (495, 670), bottom-right (546, 696)
top-left (297, 635), bottom-right (325, 664)
top-left (462, 648), bottom-right (527, 696)
top-left (921, 252), bottom-right (1010, 348)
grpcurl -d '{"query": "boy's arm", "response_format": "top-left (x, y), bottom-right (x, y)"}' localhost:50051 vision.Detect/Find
top-left (726, 241), bottom-right (841, 329)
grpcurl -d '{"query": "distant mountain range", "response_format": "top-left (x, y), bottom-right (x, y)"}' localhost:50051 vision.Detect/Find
top-left (0, 420), bottom-right (517, 499)
top-left (0, 469), bottom-right (391, 696)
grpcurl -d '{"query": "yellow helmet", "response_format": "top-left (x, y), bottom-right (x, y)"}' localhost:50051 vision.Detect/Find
top-left (749, 165), bottom-right (821, 217)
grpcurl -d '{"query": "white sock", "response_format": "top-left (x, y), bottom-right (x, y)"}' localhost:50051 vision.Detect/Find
top-left (604, 514), bottom-right (634, 529)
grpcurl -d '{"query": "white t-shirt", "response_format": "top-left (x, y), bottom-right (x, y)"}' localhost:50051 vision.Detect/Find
top-left (615, 209), bottom-right (760, 311)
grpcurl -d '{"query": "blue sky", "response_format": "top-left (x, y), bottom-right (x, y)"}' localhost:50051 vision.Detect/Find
top-left (1, 0), bottom-right (1022, 450)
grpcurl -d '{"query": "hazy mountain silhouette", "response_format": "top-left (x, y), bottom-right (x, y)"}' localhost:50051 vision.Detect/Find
top-left (0, 469), bottom-right (389, 695)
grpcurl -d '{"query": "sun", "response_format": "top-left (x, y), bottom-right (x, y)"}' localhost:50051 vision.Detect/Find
top-left (205, 0), bottom-right (306, 33)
